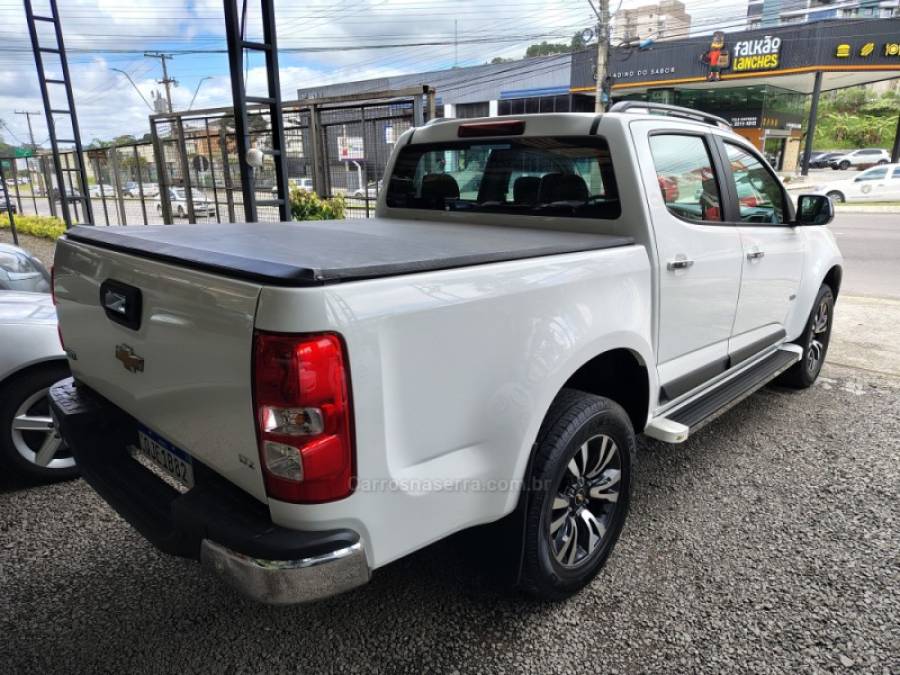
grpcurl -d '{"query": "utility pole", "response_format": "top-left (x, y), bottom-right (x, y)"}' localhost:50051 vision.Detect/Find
top-left (14, 111), bottom-right (40, 149)
top-left (144, 52), bottom-right (176, 113)
top-left (593, 0), bottom-right (611, 112)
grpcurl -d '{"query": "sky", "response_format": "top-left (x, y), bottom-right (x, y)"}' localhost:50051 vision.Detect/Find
top-left (0, 0), bottom-right (747, 147)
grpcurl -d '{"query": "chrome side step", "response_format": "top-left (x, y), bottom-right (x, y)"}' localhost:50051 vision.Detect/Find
top-left (645, 344), bottom-right (802, 444)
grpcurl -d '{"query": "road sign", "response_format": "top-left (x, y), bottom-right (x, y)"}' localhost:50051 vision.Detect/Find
top-left (14, 148), bottom-right (33, 158)
top-left (337, 136), bottom-right (365, 161)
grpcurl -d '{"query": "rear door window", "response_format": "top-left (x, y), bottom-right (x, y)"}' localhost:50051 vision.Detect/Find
top-left (386, 136), bottom-right (620, 219)
top-left (648, 134), bottom-right (723, 222)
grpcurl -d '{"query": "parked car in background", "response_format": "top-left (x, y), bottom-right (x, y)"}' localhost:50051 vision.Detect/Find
top-left (813, 163), bottom-right (900, 202)
top-left (1, 189), bottom-right (16, 215)
top-left (0, 253), bottom-right (74, 481)
top-left (88, 184), bottom-right (117, 198)
top-left (272, 177), bottom-right (314, 195)
top-left (0, 243), bottom-right (50, 293)
top-left (155, 187), bottom-right (216, 218)
top-left (352, 180), bottom-right (383, 199)
top-left (808, 151), bottom-right (841, 169)
top-left (828, 148), bottom-right (890, 170)
top-left (123, 181), bottom-right (160, 198)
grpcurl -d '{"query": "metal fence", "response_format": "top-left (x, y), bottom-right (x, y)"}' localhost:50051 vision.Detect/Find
top-left (3, 88), bottom-right (432, 229)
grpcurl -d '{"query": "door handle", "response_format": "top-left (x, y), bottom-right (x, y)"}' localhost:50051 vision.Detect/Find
top-left (667, 257), bottom-right (695, 271)
top-left (746, 250), bottom-right (765, 261)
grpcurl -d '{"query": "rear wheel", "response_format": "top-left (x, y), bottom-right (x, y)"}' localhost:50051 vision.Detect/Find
top-left (777, 284), bottom-right (835, 389)
top-left (839, 160), bottom-right (850, 170)
top-left (877, 159), bottom-right (888, 165)
top-left (518, 389), bottom-right (634, 601)
top-left (0, 364), bottom-right (77, 482)
top-left (826, 190), bottom-right (845, 203)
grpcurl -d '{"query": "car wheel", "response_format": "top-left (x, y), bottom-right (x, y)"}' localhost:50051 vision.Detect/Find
top-left (518, 389), bottom-right (634, 601)
top-left (0, 363), bottom-right (77, 482)
top-left (839, 160), bottom-right (850, 170)
top-left (826, 190), bottom-right (845, 203)
top-left (777, 284), bottom-right (835, 389)
top-left (877, 159), bottom-right (888, 165)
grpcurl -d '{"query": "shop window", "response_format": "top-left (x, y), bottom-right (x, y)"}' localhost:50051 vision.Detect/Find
top-left (723, 143), bottom-right (786, 224)
top-left (648, 134), bottom-right (723, 222)
top-left (456, 102), bottom-right (490, 119)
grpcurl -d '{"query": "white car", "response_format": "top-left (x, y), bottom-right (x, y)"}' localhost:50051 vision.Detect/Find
top-left (155, 187), bottom-right (216, 219)
top-left (828, 148), bottom-right (890, 170)
top-left (272, 177), bottom-right (314, 195)
top-left (88, 184), bottom-right (117, 198)
top-left (0, 252), bottom-right (74, 481)
top-left (813, 163), bottom-right (900, 203)
top-left (51, 104), bottom-right (842, 605)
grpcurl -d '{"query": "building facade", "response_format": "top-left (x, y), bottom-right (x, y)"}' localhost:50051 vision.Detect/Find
top-left (612, 0), bottom-right (692, 43)
top-left (747, 0), bottom-right (899, 29)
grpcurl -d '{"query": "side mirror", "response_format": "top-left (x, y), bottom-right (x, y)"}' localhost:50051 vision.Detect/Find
top-left (796, 194), bottom-right (834, 226)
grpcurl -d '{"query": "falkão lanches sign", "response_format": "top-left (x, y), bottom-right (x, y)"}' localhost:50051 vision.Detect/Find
top-left (732, 36), bottom-right (782, 73)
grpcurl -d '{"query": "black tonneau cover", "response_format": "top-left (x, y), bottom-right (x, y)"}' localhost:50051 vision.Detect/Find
top-left (65, 218), bottom-right (633, 286)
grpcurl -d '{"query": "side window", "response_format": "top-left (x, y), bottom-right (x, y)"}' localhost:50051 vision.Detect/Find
top-left (856, 167), bottom-right (887, 181)
top-left (648, 134), bottom-right (723, 222)
top-left (892, 167), bottom-right (900, 179)
top-left (723, 142), bottom-right (786, 224)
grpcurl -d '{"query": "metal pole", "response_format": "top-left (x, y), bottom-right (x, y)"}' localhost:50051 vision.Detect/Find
top-left (133, 145), bottom-right (148, 225)
top-left (801, 71), bottom-right (823, 177)
top-left (219, 125), bottom-right (236, 222)
top-left (205, 118), bottom-right (222, 222)
top-left (109, 146), bottom-right (127, 225)
top-left (41, 156), bottom-right (56, 218)
top-left (891, 113), bottom-right (900, 164)
top-left (28, 158), bottom-right (38, 214)
top-left (175, 116), bottom-right (196, 222)
top-left (11, 163), bottom-right (23, 213)
top-left (150, 119), bottom-right (173, 224)
top-left (14, 111), bottom-right (39, 149)
top-left (0, 162), bottom-right (18, 246)
top-left (594, 0), bottom-right (610, 113)
top-left (91, 154), bottom-right (110, 225)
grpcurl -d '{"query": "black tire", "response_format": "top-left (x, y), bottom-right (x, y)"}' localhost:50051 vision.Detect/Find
top-left (518, 389), bottom-right (634, 601)
top-left (777, 284), bottom-right (835, 389)
top-left (826, 190), bottom-right (845, 203)
top-left (877, 159), bottom-right (888, 165)
top-left (839, 160), bottom-right (850, 170)
top-left (0, 363), bottom-right (78, 482)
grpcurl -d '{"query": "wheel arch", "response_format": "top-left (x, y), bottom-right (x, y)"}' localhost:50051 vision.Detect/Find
top-left (560, 348), bottom-right (650, 434)
top-left (823, 264), bottom-right (843, 299)
top-left (0, 357), bottom-right (70, 392)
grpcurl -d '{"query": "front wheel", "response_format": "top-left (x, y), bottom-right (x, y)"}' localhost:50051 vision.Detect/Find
top-left (778, 284), bottom-right (835, 389)
top-left (0, 364), bottom-right (78, 482)
top-left (518, 389), bottom-right (634, 601)
top-left (826, 190), bottom-right (845, 203)
top-left (839, 160), bottom-right (850, 170)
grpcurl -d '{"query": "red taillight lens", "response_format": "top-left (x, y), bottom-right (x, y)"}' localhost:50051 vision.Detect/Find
top-left (253, 332), bottom-right (354, 503)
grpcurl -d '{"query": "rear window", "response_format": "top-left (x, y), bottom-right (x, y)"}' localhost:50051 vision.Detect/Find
top-left (385, 136), bottom-right (620, 220)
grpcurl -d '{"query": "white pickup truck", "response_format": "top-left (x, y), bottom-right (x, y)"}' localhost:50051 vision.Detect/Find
top-left (50, 103), bottom-right (842, 605)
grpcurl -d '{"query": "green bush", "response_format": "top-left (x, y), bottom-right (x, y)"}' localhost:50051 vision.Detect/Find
top-left (289, 188), bottom-right (345, 221)
top-left (0, 214), bottom-right (67, 240)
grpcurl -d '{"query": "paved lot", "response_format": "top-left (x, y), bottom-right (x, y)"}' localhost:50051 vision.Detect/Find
top-left (2, 211), bottom-right (899, 673)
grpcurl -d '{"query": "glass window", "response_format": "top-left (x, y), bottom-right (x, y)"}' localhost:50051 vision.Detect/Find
top-left (648, 134), bottom-right (723, 222)
top-left (0, 251), bottom-right (39, 274)
top-left (724, 142), bottom-right (786, 224)
top-left (385, 136), bottom-right (620, 219)
top-left (891, 167), bottom-right (900, 179)
top-left (857, 167), bottom-right (888, 181)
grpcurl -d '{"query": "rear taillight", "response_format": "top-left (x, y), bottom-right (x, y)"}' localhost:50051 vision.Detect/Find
top-left (253, 331), bottom-right (354, 503)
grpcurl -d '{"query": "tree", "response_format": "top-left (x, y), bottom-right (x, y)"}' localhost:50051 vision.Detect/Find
top-left (524, 32), bottom-right (589, 58)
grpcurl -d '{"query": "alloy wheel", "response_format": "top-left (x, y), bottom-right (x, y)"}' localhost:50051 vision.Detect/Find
top-left (806, 297), bottom-right (830, 375)
top-left (548, 434), bottom-right (622, 568)
top-left (11, 387), bottom-right (74, 470)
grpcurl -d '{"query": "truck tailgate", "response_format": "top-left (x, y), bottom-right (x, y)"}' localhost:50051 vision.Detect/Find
top-left (53, 237), bottom-right (267, 502)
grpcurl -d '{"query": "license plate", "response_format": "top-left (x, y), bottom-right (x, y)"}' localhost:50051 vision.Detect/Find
top-left (135, 426), bottom-right (195, 489)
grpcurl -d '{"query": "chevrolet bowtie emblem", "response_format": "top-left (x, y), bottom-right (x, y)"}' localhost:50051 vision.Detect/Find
top-left (115, 344), bottom-right (144, 373)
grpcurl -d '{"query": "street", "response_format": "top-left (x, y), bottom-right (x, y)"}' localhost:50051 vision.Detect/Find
top-left (1, 212), bottom-right (899, 672)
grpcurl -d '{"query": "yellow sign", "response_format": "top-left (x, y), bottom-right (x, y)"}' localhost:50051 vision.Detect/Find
top-left (859, 42), bottom-right (875, 57)
top-left (733, 53), bottom-right (780, 71)
top-left (835, 44), bottom-right (850, 57)
top-left (886, 43), bottom-right (900, 56)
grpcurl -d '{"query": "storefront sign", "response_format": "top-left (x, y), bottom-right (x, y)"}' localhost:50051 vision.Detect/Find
top-left (731, 36), bottom-right (782, 72)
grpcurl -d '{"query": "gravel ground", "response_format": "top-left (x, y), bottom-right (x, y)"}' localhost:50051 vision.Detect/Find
top-left (2, 362), bottom-right (898, 674)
